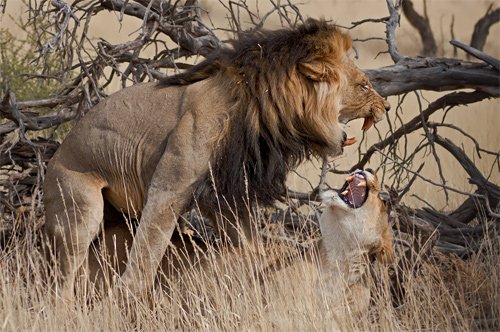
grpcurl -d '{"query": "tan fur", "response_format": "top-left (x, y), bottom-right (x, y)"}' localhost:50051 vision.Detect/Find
top-left (315, 170), bottom-right (393, 322)
top-left (43, 19), bottom-right (389, 299)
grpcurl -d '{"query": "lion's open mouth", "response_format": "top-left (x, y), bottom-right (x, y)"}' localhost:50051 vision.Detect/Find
top-left (338, 171), bottom-right (368, 208)
top-left (341, 115), bottom-right (377, 147)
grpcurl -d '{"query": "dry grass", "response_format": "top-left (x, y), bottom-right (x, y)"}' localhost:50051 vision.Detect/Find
top-left (0, 214), bottom-right (498, 332)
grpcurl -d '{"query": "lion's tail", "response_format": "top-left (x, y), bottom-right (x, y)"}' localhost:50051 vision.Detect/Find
top-left (159, 56), bottom-right (221, 86)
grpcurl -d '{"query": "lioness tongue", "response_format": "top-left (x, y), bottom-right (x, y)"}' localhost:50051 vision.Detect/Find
top-left (343, 174), bottom-right (367, 207)
top-left (362, 116), bottom-right (373, 131)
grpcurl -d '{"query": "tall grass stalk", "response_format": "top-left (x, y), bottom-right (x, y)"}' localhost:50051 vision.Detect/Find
top-left (0, 214), bottom-right (498, 331)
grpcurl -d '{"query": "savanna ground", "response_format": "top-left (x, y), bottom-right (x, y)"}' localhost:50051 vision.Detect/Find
top-left (0, 1), bottom-right (499, 331)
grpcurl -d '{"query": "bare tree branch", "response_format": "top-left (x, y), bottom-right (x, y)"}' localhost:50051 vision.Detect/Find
top-left (337, 91), bottom-right (492, 173)
top-left (100, 0), bottom-right (221, 56)
top-left (450, 40), bottom-right (500, 71)
top-left (366, 57), bottom-right (500, 97)
top-left (432, 134), bottom-right (500, 219)
top-left (470, 6), bottom-right (500, 52)
top-left (385, 0), bottom-right (403, 63)
top-left (401, 0), bottom-right (437, 56)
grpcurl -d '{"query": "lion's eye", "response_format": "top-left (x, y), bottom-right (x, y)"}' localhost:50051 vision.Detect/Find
top-left (360, 84), bottom-right (369, 91)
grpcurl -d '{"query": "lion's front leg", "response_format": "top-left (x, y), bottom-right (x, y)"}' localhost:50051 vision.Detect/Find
top-left (120, 108), bottom-right (215, 297)
top-left (120, 188), bottom-right (189, 295)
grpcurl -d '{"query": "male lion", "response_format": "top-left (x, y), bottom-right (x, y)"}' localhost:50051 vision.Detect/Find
top-left (44, 19), bottom-right (390, 299)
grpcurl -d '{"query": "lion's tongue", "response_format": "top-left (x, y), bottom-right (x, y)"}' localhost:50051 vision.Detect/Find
top-left (362, 116), bottom-right (374, 131)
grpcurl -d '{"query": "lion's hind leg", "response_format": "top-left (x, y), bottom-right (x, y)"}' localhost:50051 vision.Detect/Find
top-left (44, 167), bottom-right (105, 302)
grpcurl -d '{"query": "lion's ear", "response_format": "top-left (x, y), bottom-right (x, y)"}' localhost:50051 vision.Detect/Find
top-left (339, 33), bottom-right (352, 52)
top-left (299, 61), bottom-right (335, 82)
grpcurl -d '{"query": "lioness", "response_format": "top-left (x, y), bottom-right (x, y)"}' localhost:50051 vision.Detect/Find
top-left (316, 169), bottom-right (393, 320)
top-left (263, 169), bottom-right (394, 329)
top-left (44, 19), bottom-right (390, 299)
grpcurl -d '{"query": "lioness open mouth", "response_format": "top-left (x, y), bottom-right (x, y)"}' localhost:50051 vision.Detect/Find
top-left (338, 171), bottom-right (368, 208)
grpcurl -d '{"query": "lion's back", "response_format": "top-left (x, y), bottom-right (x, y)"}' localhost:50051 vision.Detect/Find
top-left (45, 82), bottom-right (189, 212)
top-left (55, 83), bottom-right (185, 161)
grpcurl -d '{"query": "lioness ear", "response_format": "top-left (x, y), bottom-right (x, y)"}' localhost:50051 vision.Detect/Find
top-left (378, 191), bottom-right (390, 202)
top-left (299, 61), bottom-right (335, 82)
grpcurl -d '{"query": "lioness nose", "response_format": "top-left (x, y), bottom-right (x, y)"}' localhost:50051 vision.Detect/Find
top-left (384, 100), bottom-right (391, 112)
top-left (342, 131), bottom-right (347, 142)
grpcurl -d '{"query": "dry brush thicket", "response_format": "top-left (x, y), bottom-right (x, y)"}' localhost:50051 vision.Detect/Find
top-left (0, 0), bottom-right (499, 330)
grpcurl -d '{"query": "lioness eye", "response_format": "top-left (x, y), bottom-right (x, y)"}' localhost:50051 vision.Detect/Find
top-left (360, 84), bottom-right (369, 91)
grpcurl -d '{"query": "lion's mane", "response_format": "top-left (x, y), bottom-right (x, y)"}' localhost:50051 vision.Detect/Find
top-left (160, 19), bottom-right (351, 212)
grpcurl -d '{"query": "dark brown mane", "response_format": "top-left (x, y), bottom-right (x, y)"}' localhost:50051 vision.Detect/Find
top-left (160, 19), bottom-right (352, 213)
top-left (159, 19), bottom-right (349, 87)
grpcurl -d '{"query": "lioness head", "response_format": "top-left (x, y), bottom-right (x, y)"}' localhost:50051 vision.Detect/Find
top-left (320, 169), bottom-right (394, 264)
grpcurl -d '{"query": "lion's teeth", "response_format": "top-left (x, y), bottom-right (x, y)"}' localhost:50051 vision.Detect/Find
top-left (362, 116), bottom-right (374, 131)
top-left (357, 181), bottom-right (367, 187)
top-left (343, 137), bottom-right (357, 146)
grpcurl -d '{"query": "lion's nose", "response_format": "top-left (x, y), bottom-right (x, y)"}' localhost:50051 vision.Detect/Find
top-left (384, 100), bottom-right (391, 112)
top-left (342, 131), bottom-right (347, 143)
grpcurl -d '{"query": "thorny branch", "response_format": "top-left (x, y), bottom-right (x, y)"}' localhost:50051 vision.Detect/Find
top-left (0, 1), bottom-right (499, 257)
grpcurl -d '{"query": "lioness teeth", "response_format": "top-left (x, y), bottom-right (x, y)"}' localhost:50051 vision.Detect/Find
top-left (362, 116), bottom-right (373, 131)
